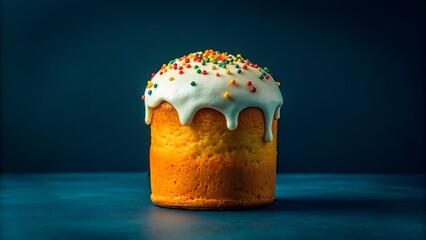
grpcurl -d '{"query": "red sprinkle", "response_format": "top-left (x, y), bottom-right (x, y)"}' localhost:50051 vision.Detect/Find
top-left (141, 95), bottom-right (145, 100)
top-left (250, 87), bottom-right (256, 93)
top-left (151, 72), bottom-right (155, 77)
top-left (179, 70), bottom-right (184, 74)
top-left (216, 72), bottom-right (220, 76)
top-left (265, 74), bottom-right (270, 79)
top-left (173, 63), bottom-right (177, 67)
top-left (159, 71), bottom-right (163, 75)
top-left (186, 64), bottom-right (191, 68)
top-left (179, 66), bottom-right (183, 70)
top-left (185, 58), bottom-right (190, 63)
top-left (242, 65), bottom-right (247, 69)
top-left (246, 81), bottom-right (252, 86)
top-left (173, 65), bottom-right (178, 70)
top-left (202, 70), bottom-right (207, 75)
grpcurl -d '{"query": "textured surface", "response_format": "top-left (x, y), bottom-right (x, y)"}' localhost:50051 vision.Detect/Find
top-left (150, 102), bottom-right (277, 208)
top-left (1, 173), bottom-right (424, 240)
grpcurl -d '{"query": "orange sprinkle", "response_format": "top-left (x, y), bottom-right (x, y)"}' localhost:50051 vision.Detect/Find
top-left (224, 92), bottom-right (230, 98)
top-left (230, 79), bottom-right (236, 85)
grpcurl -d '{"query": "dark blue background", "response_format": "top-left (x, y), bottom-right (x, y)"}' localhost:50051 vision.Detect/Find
top-left (1, 0), bottom-right (424, 173)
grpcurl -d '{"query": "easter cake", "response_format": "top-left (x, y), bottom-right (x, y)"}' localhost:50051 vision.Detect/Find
top-left (142, 49), bottom-right (283, 209)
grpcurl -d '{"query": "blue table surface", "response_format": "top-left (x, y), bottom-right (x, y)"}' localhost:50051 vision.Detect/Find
top-left (1, 173), bottom-right (424, 240)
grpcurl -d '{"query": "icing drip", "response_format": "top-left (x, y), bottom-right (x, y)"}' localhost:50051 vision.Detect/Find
top-left (143, 50), bottom-right (284, 142)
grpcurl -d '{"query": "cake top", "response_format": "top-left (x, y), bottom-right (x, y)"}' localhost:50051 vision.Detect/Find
top-left (142, 49), bottom-right (283, 142)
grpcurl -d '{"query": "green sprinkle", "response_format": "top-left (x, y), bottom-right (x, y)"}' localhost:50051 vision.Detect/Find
top-left (205, 58), bottom-right (210, 62)
top-left (190, 81), bottom-right (196, 86)
top-left (194, 65), bottom-right (199, 69)
top-left (213, 59), bottom-right (217, 64)
top-left (264, 67), bottom-right (270, 73)
top-left (197, 69), bottom-right (201, 74)
top-left (225, 60), bottom-right (229, 64)
top-left (153, 83), bottom-right (158, 88)
top-left (259, 75), bottom-right (264, 80)
top-left (237, 69), bottom-right (242, 74)
top-left (235, 64), bottom-right (239, 68)
top-left (201, 61), bottom-right (206, 66)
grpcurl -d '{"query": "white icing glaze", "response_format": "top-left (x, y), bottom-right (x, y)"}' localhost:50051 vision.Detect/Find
top-left (143, 51), bottom-right (283, 142)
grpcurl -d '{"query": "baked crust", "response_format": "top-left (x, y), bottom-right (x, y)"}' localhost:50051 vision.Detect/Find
top-left (149, 101), bottom-right (277, 209)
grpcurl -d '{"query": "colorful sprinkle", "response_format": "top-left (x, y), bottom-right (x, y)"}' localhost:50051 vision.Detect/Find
top-left (194, 65), bottom-right (199, 69)
top-left (211, 65), bottom-right (216, 70)
top-left (264, 67), bottom-right (270, 73)
top-left (259, 75), bottom-right (264, 80)
top-left (147, 81), bottom-right (153, 88)
top-left (230, 79), bottom-right (236, 85)
top-left (197, 69), bottom-right (202, 74)
top-left (246, 81), bottom-right (252, 86)
top-left (190, 81), bottom-right (196, 86)
top-left (276, 82), bottom-right (281, 86)
top-left (237, 69), bottom-right (242, 74)
top-left (216, 72), bottom-right (220, 77)
top-left (179, 70), bottom-right (184, 74)
top-left (202, 70), bottom-right (207, 75)
top-left (235, 64), bottom-right (239, 68)
top-left (250, 87), bottom-right (256, 93)
top-left (148, 90), bottom-right (152, 95)
top-left (226, 70), bottom-right (231, 74)
top-left (141, 95), bottom-right (145, 100)
top-left (186, 64), bottom-right (191, 68)
top-left (242, 65), bottom-right (247, 69)
top-left (169, 77), bottom-right (174, 81)
top-left (224, 92), bottom-right (230, 98)
top-left (265, 74), bottom-right (270, 79)
top-left (153, 83), bottom-right (158, 88)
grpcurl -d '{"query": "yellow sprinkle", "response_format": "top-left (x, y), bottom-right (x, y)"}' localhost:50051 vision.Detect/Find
top-left (169, 77), bottom-right (174, 81)
top-left (258, 68), bottom-right (262, 71)
top-left (237, 59), bottom-right (242, 62)
top-left (161, 64), bottom-right (166, 69)
top-left (226, 70), bottom-right (231, 74)
top-left (163, 68), bottom-right (167, 73)
top-left (230, 62), bottom-right (234, 65)
top-left (224, 92), bottom-right (230, 98)
top-left (276, 82), bottom-right (281, 86)
top-left (188, 54), bottom-right (193, 59)
top-left (209, 58), bottom-right (215, 62)
top-left (182, 61), bottom-right (187, 66)
top-left (230, 79), bottom-right (236, 85)
top-left (237, 54), bottom-right (242, 58)
top-left (147, 81), bottom-right (153, 88)
top-left (211, 65), bottom-right (216, 70)
top-left (168, 65), bottom-right (173, 69)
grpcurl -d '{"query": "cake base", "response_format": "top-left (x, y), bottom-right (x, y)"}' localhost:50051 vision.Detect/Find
top-left (149, 102), bottom-right (278, 210)
top-left (151, 196), bottom-right (275, 210)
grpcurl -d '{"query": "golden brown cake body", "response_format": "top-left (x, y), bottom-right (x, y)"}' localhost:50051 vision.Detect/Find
top-left (150, 102), bottom-right (277, 209)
